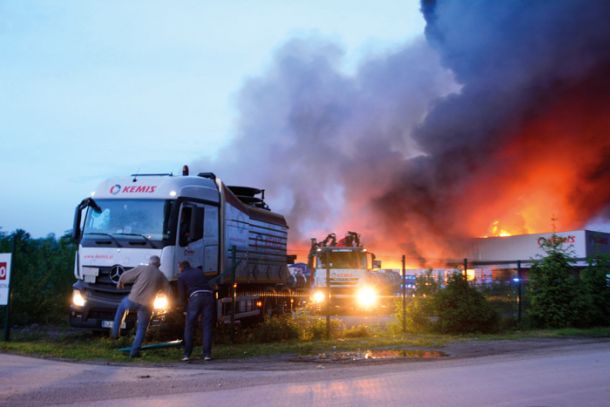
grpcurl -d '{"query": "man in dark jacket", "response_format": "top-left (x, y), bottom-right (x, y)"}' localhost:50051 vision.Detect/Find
top-left (178, 260), bottom-right (215, 361)
top-left (111, 255), bottom-right (170, 358)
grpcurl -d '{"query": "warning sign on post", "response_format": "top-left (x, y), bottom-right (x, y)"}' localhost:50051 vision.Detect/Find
top-left (0, 253), bottom-right (12, 306)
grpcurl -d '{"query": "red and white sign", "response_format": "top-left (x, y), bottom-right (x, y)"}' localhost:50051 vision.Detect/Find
top-left (0, 253), bottom-right (12, 306)
top-left (109, 184), bottom-right (157, 194)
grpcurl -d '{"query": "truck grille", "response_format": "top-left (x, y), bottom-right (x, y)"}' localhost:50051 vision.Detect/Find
top-left (329, 277), bottom-right (359, 288)
top-left (96, 266), bottom-right (134, 287)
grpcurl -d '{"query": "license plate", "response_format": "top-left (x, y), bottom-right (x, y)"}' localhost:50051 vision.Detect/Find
top-left (102, 320), bottom-right (125, 329)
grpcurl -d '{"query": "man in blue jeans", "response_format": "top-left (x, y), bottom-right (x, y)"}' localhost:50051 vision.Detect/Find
top-left (111, 255), bottom-right (170, 358)
top-left (178, 260), bottom-right (216, 361)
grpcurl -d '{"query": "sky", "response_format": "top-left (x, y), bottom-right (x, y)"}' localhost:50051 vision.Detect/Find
top-left (0, 1), bottom-right (425, 237)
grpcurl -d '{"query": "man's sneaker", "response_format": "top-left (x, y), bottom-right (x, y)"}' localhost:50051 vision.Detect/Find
top-left (203, 356), bottom-right (212, 361)
top-left (181, 356), bottom-right (190, 362)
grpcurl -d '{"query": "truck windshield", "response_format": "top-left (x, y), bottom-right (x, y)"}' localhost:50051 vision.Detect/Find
top-left (83, 199), bottom-right (173, 243)
top-left (320, 251), bottom-right (366, 269)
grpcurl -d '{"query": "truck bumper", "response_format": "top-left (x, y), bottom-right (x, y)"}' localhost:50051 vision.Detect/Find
top-left (69, 304), bottom-right (137, 331)
top-left (69, 281), bottom-right (136, 331)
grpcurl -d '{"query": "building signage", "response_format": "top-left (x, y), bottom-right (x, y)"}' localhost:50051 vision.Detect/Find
top-left (0, 253), bottom-right (12, 306)
top-left (537, 235), bottom-right (576, 247)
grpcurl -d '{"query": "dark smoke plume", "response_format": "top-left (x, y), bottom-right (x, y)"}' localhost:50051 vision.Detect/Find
top-left (375, 0), bottom-right (610, 259)
top-left (194, 1), bottom-right (610, 262)
top-left (192, 37), bottom-right (456, 252)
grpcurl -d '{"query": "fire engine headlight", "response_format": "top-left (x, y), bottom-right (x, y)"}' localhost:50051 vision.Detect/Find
top-left (72, 290), bottom-right (86, 307)
top-left (356, 286), bottom-right (378, 308)
top-left (311, 290), bottom-right (326, 304)
top-left (153, 294), bottom-right (169, 311)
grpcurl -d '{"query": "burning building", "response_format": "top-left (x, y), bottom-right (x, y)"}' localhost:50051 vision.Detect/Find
top-left (470, 230), bottom-right (610, 265)
top-left (193, 1), bottom-right (610, 262)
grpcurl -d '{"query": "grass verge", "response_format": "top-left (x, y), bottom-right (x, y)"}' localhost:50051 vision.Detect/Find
top-left (0, 324), bottom-right (608, 364)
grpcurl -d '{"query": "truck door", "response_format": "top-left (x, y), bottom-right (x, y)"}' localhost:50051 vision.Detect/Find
top-left (176, 202), bottom-right (205, 269)
top-left (175, 202), bottom-right (219, 274)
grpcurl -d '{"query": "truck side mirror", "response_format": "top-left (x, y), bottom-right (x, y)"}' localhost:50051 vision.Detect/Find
top-left (72, 205), bottom-right (82, 242)
top-left (72, 197), bottom-right (101, 243)
top-left (372, 259), bottom-right (382, 269)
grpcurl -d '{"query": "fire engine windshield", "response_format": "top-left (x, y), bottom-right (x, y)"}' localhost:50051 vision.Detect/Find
top-left (320, 251), bottom-right (367, 269)
top-left (83, 199), bottom-right (173, 244)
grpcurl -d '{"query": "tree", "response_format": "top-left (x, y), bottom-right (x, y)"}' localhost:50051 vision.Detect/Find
top-left (527, 235), bottom-right (583, 328)
top-left (580, 255), bottom-right (610, 327)
top-left (0, 230), bottom-right (76, 326)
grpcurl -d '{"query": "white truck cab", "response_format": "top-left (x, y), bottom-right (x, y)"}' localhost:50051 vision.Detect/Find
top-left (307, 232), bottom-right (388, 310)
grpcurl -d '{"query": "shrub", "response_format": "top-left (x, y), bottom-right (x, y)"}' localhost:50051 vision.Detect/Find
top-left (342, 324), bottom-right (370, 338)
top-left (433, 273), bottom-right (499, 334)
top-left (527, 235), bottom-right (583, 328)
top-left (395, 271), bottom-right (498, 334)
top-left (402, 296), bottom-right (436, 333)
top-left (394, 269), bottom-right (440, 333)
top-left (249, 316), bottom-right (299, 343)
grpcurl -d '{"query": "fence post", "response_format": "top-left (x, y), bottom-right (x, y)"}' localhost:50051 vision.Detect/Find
top-left (230, 245), bottom-right (237, 343)
top-left (401, 254), bottom-right (406, 334)
top-left (326, 259), bottom-right (331, 340)
top-left (517, 260), bottom-right (522, 323)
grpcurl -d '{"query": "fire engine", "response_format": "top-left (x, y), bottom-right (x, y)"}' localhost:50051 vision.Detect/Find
top-left (307, 232), bottom-right (398, 311)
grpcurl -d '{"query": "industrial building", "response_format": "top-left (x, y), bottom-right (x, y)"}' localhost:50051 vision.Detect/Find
top-left (404, 230), bottom-right (610, 284)
top-left (466, 229), bottom-right (610, 283)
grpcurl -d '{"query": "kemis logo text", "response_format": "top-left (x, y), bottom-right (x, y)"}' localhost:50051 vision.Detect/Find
top-left (109, 184), bottom-right (157, 194)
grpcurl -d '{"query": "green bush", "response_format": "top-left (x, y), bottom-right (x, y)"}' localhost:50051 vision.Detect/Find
top-left (527, 235), bottom-right (582, 328)
top-left (403, 296), bottom-right (436, 332)
top-left (394, 269), bottom-right (440, 333)
top-left (434, 273), bottom-right (499, 334)
top-left (290, 310), bottom-right (344, 340)
top-left (217, 312), bottom-right (346, 344)
top-left (395, 271), bottom-right (499, 334)
top-left (247, 316), bottom-right (300, 343)
top-left (342, 324), bottom-right (370, 338)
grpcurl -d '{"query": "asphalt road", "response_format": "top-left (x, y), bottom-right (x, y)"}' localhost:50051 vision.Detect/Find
top-left (1, 340), bottom-right (609, 406)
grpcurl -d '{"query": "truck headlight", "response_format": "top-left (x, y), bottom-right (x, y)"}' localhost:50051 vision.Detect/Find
top-left (153, 294), bottom-right (169, 311)
top-left (72, 290), bottom-right (86, 307)
top-left (311, 290), bottom-right (326, 304)
top-left (356, 286), bottom-right (378, 308)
